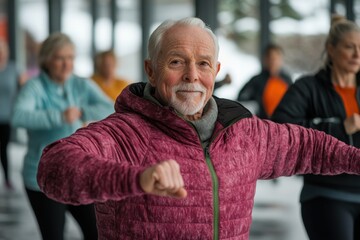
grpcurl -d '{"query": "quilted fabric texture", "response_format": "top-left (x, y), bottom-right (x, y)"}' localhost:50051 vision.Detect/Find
top-left (38, 83), bottom-right (360, 240)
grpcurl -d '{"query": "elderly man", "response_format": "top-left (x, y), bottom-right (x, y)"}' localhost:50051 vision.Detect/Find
top-left (38, 17), bottom-right (360, 240)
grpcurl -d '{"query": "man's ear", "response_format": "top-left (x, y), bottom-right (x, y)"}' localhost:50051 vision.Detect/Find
top-left (216, 62), bottom-right (221, 75)
top-left (144, 60), bottom-right (156, 86)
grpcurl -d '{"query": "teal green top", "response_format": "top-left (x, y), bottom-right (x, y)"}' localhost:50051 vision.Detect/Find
top-left (11, 72), bottom-right (114, 191)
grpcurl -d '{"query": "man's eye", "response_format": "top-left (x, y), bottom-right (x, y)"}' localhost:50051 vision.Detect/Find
top-left (170, 60), bottom-right (183, 66)
top-left (200, 61), bottom-right (210, 67)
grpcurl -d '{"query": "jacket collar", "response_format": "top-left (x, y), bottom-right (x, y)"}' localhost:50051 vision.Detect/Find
top-left (115, 82), bottom-right (252, 130)
top-left (214, 96), bottom-right (252, 127)
top-left (315, 66), bottom-right (360, 87)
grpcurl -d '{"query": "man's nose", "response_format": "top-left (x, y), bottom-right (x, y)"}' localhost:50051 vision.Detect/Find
top-left (183, 63), bottom-right (198, 82)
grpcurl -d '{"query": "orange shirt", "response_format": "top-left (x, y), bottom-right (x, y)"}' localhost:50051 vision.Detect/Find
top-left (92, 74), bottom-right (130, 102)
top-left (262, 76), bottom-right (289, 117)
top-left (334, 85), bottom-right (359, 117)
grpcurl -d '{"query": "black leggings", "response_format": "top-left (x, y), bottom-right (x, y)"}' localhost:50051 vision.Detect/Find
top-left (25, 188), bottom-right (98, 240)
top-left (301, 197), bottom-right (360, 240)
top-left (0, 123), bottom-right (10, 182)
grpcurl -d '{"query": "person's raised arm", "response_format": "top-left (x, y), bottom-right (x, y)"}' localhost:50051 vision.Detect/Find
top-left (252, 117), bottom-right (360, 179)
top-left (37, 119), bottom-right (187, 205)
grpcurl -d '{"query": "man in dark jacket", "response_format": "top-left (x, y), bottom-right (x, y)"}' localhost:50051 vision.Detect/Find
top-left (237, 43), bottom-right (292, 119)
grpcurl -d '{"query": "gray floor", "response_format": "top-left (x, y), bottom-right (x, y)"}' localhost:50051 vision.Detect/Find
top-left (0, 142), bottom-right (308, 240)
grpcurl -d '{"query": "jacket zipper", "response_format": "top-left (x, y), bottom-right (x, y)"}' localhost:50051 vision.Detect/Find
top-left (204, 147), bottom-right (219, 240)
top-left (187, 111), bottom-right (248, 240)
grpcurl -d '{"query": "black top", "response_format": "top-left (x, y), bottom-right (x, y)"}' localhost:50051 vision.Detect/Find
top-left (237, 69), bottom-right (292, 119)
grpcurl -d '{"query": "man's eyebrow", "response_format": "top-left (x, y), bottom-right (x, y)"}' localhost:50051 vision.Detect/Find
top-left (199, 54), bottom-right (213, 60)
top-left (167, 51), bottom-right (185, 57)
top-left (167, 51), bottom-right (213, 60)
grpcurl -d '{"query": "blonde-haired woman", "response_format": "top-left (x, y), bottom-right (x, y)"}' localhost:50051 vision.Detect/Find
top-left (11, 32), bottom-right (113, 240)
top-left (273, 15), bottom-right (360, 240)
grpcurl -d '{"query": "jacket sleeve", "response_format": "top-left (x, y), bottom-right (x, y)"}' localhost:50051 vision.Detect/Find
top-left (271, 78), bottom-right (344, 135)
top-left (80, 80), bottom-right (114, 122)
top-left (281, 70), bottom-right (293, 85)
top-left (237, 76), bottom-right (258, 102)
top-left (37, 118), bottom-right (147, 205)
top-left (250, 118), bottom-right (360, 179)
top-left (11, 80), bottom-right (64, 130)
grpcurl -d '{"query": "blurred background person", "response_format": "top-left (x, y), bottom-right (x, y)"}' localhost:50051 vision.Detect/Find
top-left (11, 32), bottom-right (113, 240)
top-left (272, 15), bottom-right (360, 240)
top-left (0, 39), bottom-right (26, 190)
top-left (91, 49), bottom-right (131, 102)
top-left (237, 43), bottom-right (292, 119)
top-left (24, 30), bottom-right (40, 80)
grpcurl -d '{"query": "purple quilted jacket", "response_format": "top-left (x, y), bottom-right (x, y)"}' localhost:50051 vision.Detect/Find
top-left (38, 83), bottom-right (360, 240)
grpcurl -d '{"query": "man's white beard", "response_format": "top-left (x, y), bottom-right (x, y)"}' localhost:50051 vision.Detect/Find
top-left (169, 82), bottom-right (207, 116)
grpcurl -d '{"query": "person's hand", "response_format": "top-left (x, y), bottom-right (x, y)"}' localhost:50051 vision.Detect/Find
top-left (18, 72), bottom-right (29, 86)
top-left (139, 160), bottom-right (187, 199)
top-left (344, 113), bottom-right (360, 134)
top-left (63, 107), bottom-right (82, 124)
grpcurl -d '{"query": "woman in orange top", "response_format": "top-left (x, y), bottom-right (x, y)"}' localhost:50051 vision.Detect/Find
top-left (91, 50), bottom-right (131, 101)
top-left (272, 15), bottom-right (360, 240)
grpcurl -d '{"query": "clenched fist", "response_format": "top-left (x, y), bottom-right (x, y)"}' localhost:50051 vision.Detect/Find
top-left (139, 160), bottom-right (187, 199)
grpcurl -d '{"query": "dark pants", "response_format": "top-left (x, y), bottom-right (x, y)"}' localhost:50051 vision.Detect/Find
top-left (301, 197), bottom-right (360, 240)
top-left (25, 188), bottom-right (98, 240)
top-left (0, 123), bottom-right (10, 183)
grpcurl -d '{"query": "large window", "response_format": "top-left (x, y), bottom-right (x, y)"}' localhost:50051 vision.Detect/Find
top-left (19, 0), bottom-right (47, 79)
top-left (14, 0), bottom-right (351, 98)
top-left (216, 0), bottom-right (330, 100)
top-left (216, 0), bottom-right (262, 100)
top-left (114, 0), bottom-right (141, 82)
top-left (63, 0), bottom-right (92, 77)
top-left (355, 0), bottom-right (360, 25)
top-left (62, 0), bottom-right (141, 82)
top-left (271, 0), bottom-right (330, 78)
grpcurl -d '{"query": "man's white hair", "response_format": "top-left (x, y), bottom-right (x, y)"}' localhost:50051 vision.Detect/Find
top-left (147, 17), bottom-right (219, 66)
